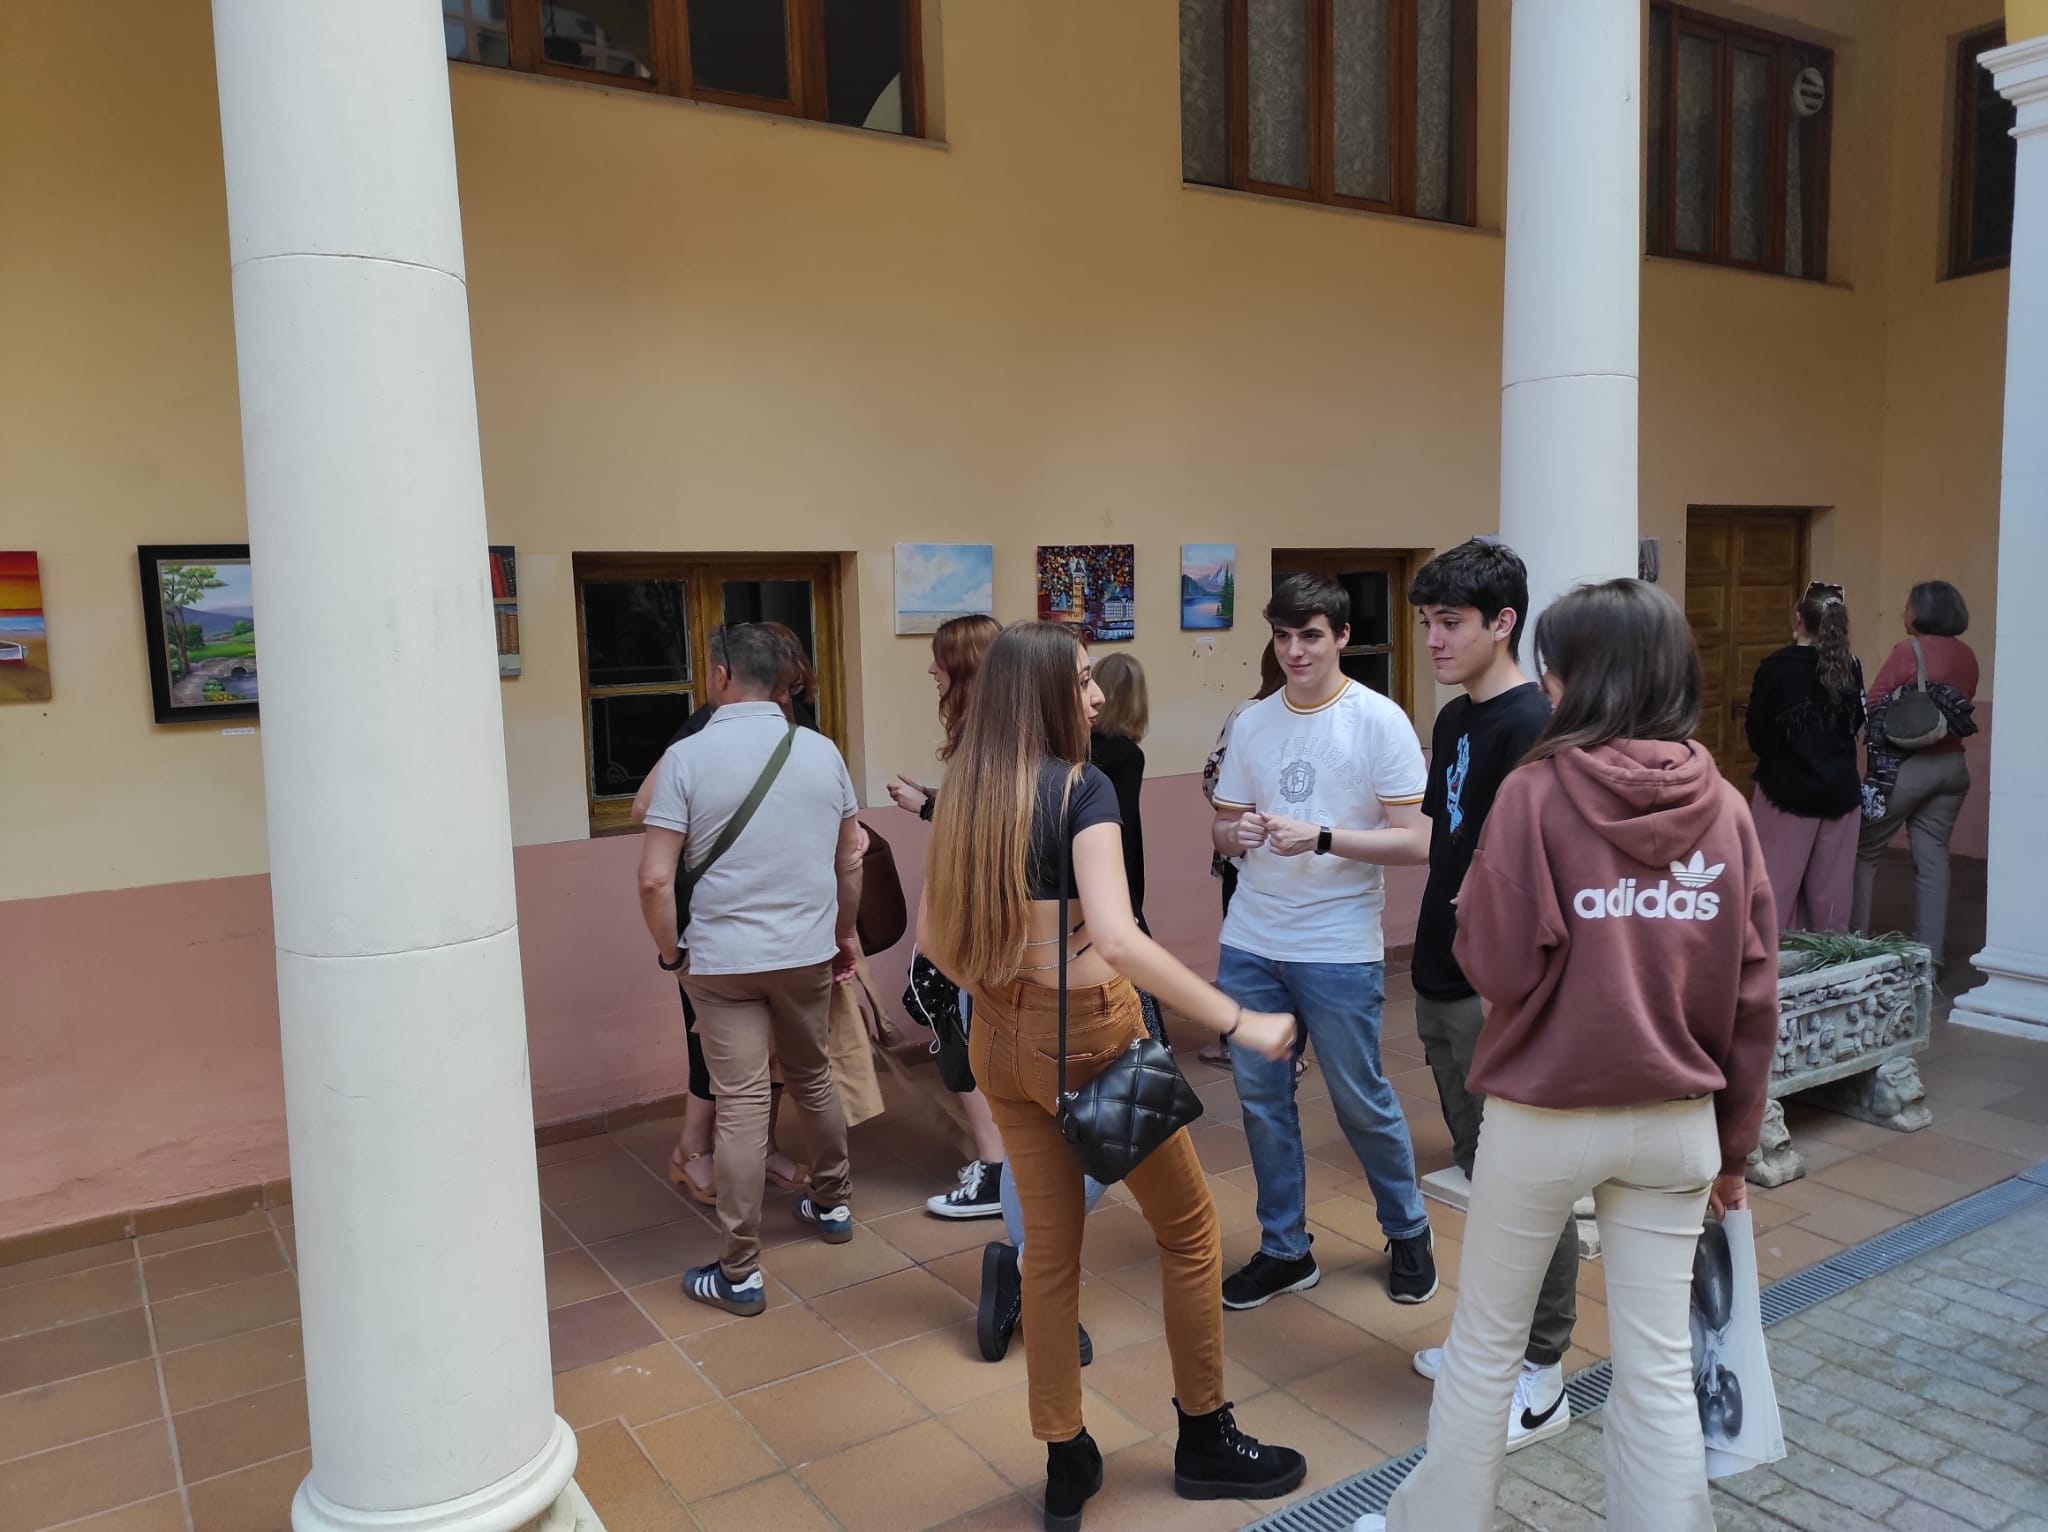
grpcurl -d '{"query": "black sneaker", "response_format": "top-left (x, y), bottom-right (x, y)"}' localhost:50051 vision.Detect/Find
top-left (1077, 1323), bottom-right (1093, 1367)
top-left (1172, 1399), bottom-right (1307, 1501)
top-left (977, 1242), bottom-right (1022, 1361)
top-left (1387, 1230), bottom-right (1438, 1304)
top-left (1221, 1250), bottom-right (1320, 1311)
top-left (927, 1160), bottom-right (1005, 1220)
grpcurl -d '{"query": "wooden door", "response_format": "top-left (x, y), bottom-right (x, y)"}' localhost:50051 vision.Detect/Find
top-left (1684, 510), bottom-right (1807, 797)
top-left (1269, 551), bottom-right (1412, 717)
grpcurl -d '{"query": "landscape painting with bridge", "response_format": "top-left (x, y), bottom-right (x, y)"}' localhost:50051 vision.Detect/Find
top-left (139, 544), bottom-right (259, 723)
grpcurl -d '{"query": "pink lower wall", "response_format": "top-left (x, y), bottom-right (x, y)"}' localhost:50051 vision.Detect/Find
top-left (0, 736), bottom-right (1979, 1240)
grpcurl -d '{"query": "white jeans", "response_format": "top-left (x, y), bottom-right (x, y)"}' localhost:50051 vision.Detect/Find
top-left (1387, 1097), bottom-right (1719, 1532)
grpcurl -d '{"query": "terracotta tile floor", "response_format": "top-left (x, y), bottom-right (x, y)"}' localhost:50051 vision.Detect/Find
top-left (8, 863), bottom-right (2047, 1532)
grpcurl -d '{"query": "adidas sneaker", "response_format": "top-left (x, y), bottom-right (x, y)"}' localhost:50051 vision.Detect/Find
top-left (796, 1197), bottom-right (854, 1245)
top-left (682, 1261), bottom-right (765, 1317)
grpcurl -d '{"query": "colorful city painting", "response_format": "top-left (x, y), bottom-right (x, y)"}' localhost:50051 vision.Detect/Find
top-left (0, 551), bottom-right (51, 703)
top-left (491, 545), bottom-right (520, 677)
top-left (894, 543), bottom-right (994, 635)
top-left (1036, 544), bottom-right (1135, 643)
top-left (1181, 543), bottom-right (1237, 630)
top-left (139, 544), bottom-right (259, 724)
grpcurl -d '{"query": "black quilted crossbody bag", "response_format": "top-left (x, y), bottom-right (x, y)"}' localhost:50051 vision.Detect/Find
top-left (1051, 791), bottom-right (1202, 1184)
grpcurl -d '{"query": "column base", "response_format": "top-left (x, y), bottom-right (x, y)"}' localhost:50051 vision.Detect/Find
top-left (1949, 949), bottom-right (2048, 1042)
top-left (294, 1416), bottom-right (585, 1532)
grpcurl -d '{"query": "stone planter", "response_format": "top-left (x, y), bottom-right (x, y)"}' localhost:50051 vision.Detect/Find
top-left (1745, 944), bottom-right (1935, 1188)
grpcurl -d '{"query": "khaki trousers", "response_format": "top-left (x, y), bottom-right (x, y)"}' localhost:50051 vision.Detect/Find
top-left (683, 960), bottom-right (851, 1279)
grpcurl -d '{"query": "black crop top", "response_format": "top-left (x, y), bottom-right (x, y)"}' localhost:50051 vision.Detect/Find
top-left (1028, 760), bottom-right (1122, 900)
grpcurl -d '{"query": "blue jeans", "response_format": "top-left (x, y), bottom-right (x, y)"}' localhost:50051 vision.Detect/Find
top-left (1002, 1154), bottom-right (1107, 1250)
top-left (1218, 946), bottom-right (1429, 1258)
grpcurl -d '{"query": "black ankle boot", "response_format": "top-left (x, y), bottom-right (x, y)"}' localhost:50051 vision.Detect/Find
top-left (1172, 1399), bottom-right (1306, 1501)
top-left (1043, 1428), bottom-right (1103, 1532)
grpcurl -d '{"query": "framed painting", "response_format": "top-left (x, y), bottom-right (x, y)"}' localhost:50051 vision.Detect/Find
top-left (894, 543), bottom-right (994, 635)
top-left (139, 544), bottom-right (259, 724)
top-left (1181, 543), bottom-right (1236, 630)
top-left (1035, 544), bottom-right (1135, 643)
top-left (0, 551), bottom-right (52, 702)
top-left (491, 545), bottom-right (520, 677)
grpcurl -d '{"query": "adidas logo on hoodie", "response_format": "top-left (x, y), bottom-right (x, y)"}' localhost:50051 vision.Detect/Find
top-left (1573, 851), bottom-right (1726, 922)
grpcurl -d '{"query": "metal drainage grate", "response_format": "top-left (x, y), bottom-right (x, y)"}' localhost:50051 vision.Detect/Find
top-left (1242, 1161), bottom-right (2048, 1532)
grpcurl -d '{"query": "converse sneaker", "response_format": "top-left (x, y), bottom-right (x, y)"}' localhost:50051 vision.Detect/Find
top-left (1386, 1230), bottom-right (1438, 1304)
top-left (1411, 1350), bottom-right (1571, 1452)
top-left (1221, 1250), bottom-right (1321, 1311)
top-left (682, 1261), bottom-right (765, 1317)
top-left (927, 1159), bottom-right (1005, 1220)
top-left (795, 1197), bottom-right (854, 1244)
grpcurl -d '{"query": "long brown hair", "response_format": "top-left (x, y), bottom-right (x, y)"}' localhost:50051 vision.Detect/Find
top-left (1093, 653), bottom-right (1148, 741)
top-left (926, 622), bottom-right (1091, 989)
top-left (1255, 640), bottom-right (1283, 700)
top-left (1796, 588), bottom-right (1855, 700)
top-left (759, 622), bottom-right (816, 706)
top-left (1525, 579), bottom-right (1702, 764)
top-left (933, 613), bottom-right (1000, 761)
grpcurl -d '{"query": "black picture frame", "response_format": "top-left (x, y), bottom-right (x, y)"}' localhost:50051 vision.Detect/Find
top-left (138, 543), bottom-right (259, 725)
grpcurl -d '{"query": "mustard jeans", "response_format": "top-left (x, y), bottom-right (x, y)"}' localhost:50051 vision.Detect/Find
top-left (969, 974), bottom-right (1224, 1441)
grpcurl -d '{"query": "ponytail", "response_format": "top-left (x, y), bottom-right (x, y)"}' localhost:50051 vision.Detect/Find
top-left (1799, 593), bottom-right (1855, 700)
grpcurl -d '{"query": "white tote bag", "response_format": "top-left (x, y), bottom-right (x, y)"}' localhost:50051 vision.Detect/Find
top-left (1690, 1209), bottom-right (1787, 1478)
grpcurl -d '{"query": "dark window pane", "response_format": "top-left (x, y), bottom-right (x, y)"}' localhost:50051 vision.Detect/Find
top-left (1180, 0), bottom-right (1231, 186)
top-left (1968, 50), bottom-right (2018, 267)
top-left (1333, 0), bottom-right (1391, 203)
top-left (1730, 47), bottom-right (1773, 264)
top-left (590, 693), bottom-right (695, 799)
top-left (541, 1), bottom-right (655, 78)
top-left (1413, 0), bottom-right (1454, 219)
top-left (722, 580), bottom-right (815, 661)
top-left (1341, 651), bottom-right (1394, 697)
top-left (1338, 572), bottom-right (1392, 646)
top-left (1247, 0), bottom-right (1312, 189)
top-left (823, 0), bottom-right (912, 133)
top-left (1675, 32), bottom-right (1718, 255)
top-left (689, 0), bottom-right (791, 100)
top-left (1647, 6), bottom-right (1668, 254)
top-left (583, 580), bottom-right (692, 687)
top-left (446, 0), bottom-right (510, 65)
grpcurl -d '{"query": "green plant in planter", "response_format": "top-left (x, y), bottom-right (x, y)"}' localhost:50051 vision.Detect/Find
top-left (1779, 930), bottom-right (1924, 965)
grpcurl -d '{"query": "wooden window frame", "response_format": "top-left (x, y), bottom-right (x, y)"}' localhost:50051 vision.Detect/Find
top-left (479, 0), bottom-right (927, 137)
top-left (1648, 3), bottom-right (1832, 281)
top-left (1214, 0), bottom-right (1477, 226)
top-left (573, 551), bottom-right (846, 836)
top-left (1270, 549), bottom-right (1413, 718)
top-left (1948, 22), bottom-right (2012, 280)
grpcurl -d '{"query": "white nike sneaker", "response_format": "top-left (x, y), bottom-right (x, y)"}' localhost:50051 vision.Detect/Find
top-left (1410, 1350), bottom-right (1571, 1453)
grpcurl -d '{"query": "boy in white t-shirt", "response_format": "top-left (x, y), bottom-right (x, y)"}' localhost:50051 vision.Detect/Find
top-left (1211, 574), bottom-right (1437, 1310)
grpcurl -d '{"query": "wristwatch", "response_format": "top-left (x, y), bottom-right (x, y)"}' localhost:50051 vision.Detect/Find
top-left (657, 949), bottom-right (686, 972)
top-left (1315, 828), bottom-right (1333, 856)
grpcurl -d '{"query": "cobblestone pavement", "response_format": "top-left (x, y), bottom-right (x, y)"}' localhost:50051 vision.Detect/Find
top-left (1492, 1199), bottom-right (2048, 1531)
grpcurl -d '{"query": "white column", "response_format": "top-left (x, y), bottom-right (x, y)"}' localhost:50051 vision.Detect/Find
top-left (1497, 0), bottom-right (1642, 636)
top-left (1953, 34), bottom-right (2048, 1043)
top-left (209, 7), bottom-right (584, 1531)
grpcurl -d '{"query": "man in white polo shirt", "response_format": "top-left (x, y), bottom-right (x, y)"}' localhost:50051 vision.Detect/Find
top-left (637, 623), bottom-right (864, 1317)
top-left (1211, 574), bottom-right (1437, 1310)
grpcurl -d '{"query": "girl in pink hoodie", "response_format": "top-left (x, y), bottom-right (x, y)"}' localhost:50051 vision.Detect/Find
top-left (1360, 579), bottom-right (1779, 1532)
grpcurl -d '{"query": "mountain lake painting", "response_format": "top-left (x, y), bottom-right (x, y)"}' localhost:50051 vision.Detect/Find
top-left (1180, 543), bottom-right (1236, 630)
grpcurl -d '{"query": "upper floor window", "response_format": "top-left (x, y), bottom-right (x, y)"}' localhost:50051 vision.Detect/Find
top-left (1646, 4), bottom-right (1832, 280)
top-left (443, 0), bottom-right (925, 138)
top-left (1180, 0), bottom-right (1478, 227)
top-left (1950, 24), bottom-right (2016, 278)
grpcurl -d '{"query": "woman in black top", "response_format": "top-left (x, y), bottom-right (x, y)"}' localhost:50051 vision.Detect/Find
top-left (1745, 582), bottom-right (1864, 931)
top-left (920, 622), bottom-right (1304, 1528)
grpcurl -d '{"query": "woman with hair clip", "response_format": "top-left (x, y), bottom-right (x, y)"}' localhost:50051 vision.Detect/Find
top-left (1356, 580), bottom-right (1777, 1532)
top-left (921, 621), bottom-right (1307, 1531)
top-left (1745, 581), bottom-right (1864, 931)
top-left (887, 614), bottom-right (1020, 1223)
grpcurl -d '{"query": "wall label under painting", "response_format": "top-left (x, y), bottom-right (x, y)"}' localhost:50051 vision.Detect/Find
top-left (139, 544), bottom-right (259, 724)
top-left (1036, 544), bottom-right (1135, 643)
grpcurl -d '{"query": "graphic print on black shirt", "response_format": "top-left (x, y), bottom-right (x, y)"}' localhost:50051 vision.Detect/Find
top-left (1413, 683), bottom-right (1552, 1001)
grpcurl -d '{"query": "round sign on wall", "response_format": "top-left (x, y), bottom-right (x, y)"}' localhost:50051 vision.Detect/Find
top-left (1793, 66), bottom-right (1826, 118)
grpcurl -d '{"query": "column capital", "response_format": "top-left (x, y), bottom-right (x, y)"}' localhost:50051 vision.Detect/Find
top-left (1989, 33), bottom-right (2048, 135)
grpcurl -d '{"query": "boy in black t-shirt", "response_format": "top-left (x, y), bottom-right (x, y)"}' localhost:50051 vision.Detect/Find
top-left (1406, 538), bottom-right (1578, 1454)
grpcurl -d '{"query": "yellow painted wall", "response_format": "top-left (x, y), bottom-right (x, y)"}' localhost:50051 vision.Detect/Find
top-left (2010, 0), bottom-right (2048, 41)
top-left (0, 0), bottom-right (1993, 905)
